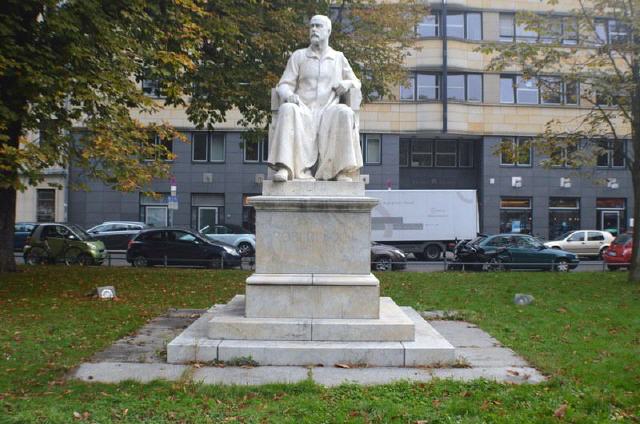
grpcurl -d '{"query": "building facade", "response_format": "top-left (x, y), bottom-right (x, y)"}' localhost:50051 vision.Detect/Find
top-left (66, 0), bottom-right (633, 245)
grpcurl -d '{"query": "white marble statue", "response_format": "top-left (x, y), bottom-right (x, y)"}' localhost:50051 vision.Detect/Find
top-left (268, 15), bottom-right (363, 182)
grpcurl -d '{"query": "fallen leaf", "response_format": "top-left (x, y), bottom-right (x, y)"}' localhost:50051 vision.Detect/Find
top-left (432, 399), bottom-right (441, 408)
top-left (73, 411), bottom-right (82, 420)
top-left (554, 404), bottom-right (568, 418)
top-left (556, 307), bottom-right (568, 313)
top-left (507, 369), bottom-right (520, 376)
top-left (335, 363), bottom-right (350, 369)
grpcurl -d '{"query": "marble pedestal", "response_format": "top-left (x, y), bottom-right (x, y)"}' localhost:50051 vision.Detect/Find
top-left (167, 180), bottom-right (455, 367)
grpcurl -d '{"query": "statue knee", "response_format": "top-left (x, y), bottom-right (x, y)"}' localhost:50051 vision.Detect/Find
top-left (279, 102), bottom-right (299, 115)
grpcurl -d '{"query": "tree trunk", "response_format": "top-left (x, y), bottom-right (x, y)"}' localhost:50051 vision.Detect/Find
top-left (629, 170), bottom-right (640, 282)
top-left (0, 187), bottom-right (17, 273)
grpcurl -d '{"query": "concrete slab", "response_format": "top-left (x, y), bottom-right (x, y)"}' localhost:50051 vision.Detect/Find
top-left (429, 321), bottom-right (502, 348)
top-left (70, 308), bottom-right (547, 387)
top-left (74, 362), bottom-right (189, 383)
top-left (401, 308), bottom-right (456, 366)
top-left (192, 366), bottom-right (309, 385)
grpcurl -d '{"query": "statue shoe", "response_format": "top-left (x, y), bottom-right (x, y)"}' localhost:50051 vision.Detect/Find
top-left (273, 169), bottom-right (288, 182)
top-left (297, 169), bottom-right (315, 181)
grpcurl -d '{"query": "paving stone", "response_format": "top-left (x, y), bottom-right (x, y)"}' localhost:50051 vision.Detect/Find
top-left (192, 366), bottom-right (309, 385)
top-left (456, 347), bottom-right (529, 367)
top-left (73, 362), bottom-right (188, 383)
top-left (429, 321), bottom-right (502, 348)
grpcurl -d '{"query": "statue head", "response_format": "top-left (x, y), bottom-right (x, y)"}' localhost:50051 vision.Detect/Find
top-left (309, 15), bottom-right (331, 46)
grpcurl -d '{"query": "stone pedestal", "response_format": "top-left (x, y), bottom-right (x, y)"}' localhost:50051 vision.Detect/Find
top-left (167, 180), bottom-right (456, 367)
top-left (246, 180), bottom-right (379, 319)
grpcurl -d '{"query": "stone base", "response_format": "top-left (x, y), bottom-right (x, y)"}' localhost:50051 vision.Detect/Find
top-left (245, 273), bottom-right (379, 319)
top-left (167, 298), bottom-right (455, 367)
top-left (208, 295), bottom-right (414, 341)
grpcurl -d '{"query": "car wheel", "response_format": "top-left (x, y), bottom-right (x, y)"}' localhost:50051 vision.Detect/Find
top-left (598, 248), bottom-right (608, 260)
top-left (132, 255), bottom-right (148, 267)
top-left (77, 253), bottom-right (93, 266)
top-left (237, 242), bottom-right (254, 257)
top-left (25, 248), bottom-right (47, 265)
top-left (374, 256), bottom-right (393, 272)
top-left (483, 257), bottom-right (505, 272)
top-left (63, 248), bottom-right (83, 266)
top-left (555, 259), bottom-right (570, 272)
top-left (423, 244), bottom-right (442, 261)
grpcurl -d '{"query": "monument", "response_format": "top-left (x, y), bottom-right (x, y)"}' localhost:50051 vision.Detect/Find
top-left (167, 15), bottom-right (455, 367)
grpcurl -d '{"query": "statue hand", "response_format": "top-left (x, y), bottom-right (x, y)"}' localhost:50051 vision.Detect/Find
top-left (285, 94), bottom-right (300, 105)
top-left (333, 81), bottom-right (352, 96)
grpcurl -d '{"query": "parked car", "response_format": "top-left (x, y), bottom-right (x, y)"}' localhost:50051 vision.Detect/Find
top-left (23, 223), bottom-right (106, 266)
top-left (371, 242), bottom-right (407, 271)
top-left (200, 224), bottom-right (256, 257)
top-left (451, 234), bottom-right (579, 272)
top-left (87, 221), bottom-right (148, 250)
top-left (126, 228), bottom-right (242, 268)
top-left (14, 222), bottom-right (37, 251)
top-left (544, 230), bottom-right (614, 259)
top-left (603, 233), bottom-right (632, 270)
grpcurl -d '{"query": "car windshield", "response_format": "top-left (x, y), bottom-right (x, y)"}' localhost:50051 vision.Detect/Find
top-left (612, 234), bottom-right (632, 245)
top-left (468, 236), bottom-right (487, 246)
top-left (553, 231), bottom-right (573, 241)
top-left (67, 224), bottom-right (95, 241)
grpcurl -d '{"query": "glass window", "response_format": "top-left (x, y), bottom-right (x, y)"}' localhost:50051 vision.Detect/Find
top-left (608, 20), bottom-right (629, 43)
top-left (399, 139), bottom-right (410, 167)
top-left (417, 14), bottom-right (439, 37)
top-left (516, 76), bottom-right (539, 104)
top-left (466, 13), bottom-right (482, 41)
top-left (549, 197), bottom-right (580, 240)
top-left (458, 142), bottom-right (473, 167)
top-left (142, 79), bottom-right (163, 97)
top-left (564, 80), bottom-right (578, 105)
top-left (210, 134), bottom-right (225, 162)
top-left (400, 74), bottom-right (415, 101)
top-left (500, 137), bottom-right (531, 166)
top-left (588, 231), bottom-right (605, 241)
top-left (159, 137), bottom-right (173, 161)
top-left (516, 21), bottom-right (538, 43)
top-left (244, 140), bottom-right (259, 162)
top-left (447, 13), bottom-right (465, 39)
top-left (567, 231), bottom-right (584, 242)
top-left (500, 197), bottom-right (532, 234)
top-left (447, 74), bottom-right (465, 101)
top-left (417, 73), bottom-right (439, 100)
top-left (261, 138), bottom-right (269, 162)
top-left (411, 140), bottom-right (433, 167)
top-left (36, 189), bottom-right (55, 222)
top-left (595, 19), bottom-right (608, 44)
top-left (612, 141), bottom-right (625, 167)
top-left (540, 76), bottom-right (562, 104)
top-left (598, 140), bottom-right (626, 167)
top-left (499, 13), bottom-right (515, 42)
top-left (500, 76), bottom-right (515, 103)
top-left (192, 133), bottom-right (208, 161)
top-left (365, 135), bottom-right (381, 163)
top-left (541, 17), bottom-right (562, 44)
top-left (562, 17), bottom-right (578, 45)
top-left (435, 141), bottom-right (457, 167)
top-left (467, 74), bottom-right (482, 102)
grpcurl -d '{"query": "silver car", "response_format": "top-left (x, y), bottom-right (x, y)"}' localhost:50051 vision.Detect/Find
top-left (544, 230), bottom-right (614, 259)
top-left (200, 224), bottom-right (256, 257)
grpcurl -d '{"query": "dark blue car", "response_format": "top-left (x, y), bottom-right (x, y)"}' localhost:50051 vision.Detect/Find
top-left (14, 222), bottom-right (37, 251)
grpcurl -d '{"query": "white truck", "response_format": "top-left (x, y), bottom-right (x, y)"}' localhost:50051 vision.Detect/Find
top-left (366, 190), bottom-right (480, 261)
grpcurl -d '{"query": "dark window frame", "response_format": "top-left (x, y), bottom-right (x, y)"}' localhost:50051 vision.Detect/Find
top-left (501, 74), bottom-right (579, 106)
top-left (500, 137), bottom-right (532, 167)
top-left (360, 134), bottom-right (382, 165)
top-left (596, 140), bottom-right (626, 168)
top-left (416, 11), bottom-right (483, 40)
top-left (243, 138), bottom-right (269, 164)
top-left (191, 132), bottom-right (226, 163)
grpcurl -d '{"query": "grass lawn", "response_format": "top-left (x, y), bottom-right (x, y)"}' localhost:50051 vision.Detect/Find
top-left (0, 267), bottom-right (638, 423)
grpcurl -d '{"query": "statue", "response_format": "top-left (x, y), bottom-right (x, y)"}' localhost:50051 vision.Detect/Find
top-left (267, 15), bottom-right (363, 182)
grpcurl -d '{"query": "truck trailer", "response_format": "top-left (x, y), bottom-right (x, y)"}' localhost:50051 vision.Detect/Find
top-left (366, 190), bottom-right (480, 261)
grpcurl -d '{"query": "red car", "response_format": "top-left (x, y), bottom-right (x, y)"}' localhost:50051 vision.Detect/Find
top-left (603, 234), bottom-right (632, 270)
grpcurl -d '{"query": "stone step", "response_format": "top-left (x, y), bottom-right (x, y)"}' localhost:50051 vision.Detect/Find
top-left (167, 300), bottom-right (455, 367)
top-left (208, 295), bottom-right (414, 342)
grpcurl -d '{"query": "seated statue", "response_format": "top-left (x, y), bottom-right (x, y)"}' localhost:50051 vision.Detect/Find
top-left (267, 14), bottom-right (363, 182)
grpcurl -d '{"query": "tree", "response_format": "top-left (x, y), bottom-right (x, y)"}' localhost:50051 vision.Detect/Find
top-left (0, 0), bottom-right (204, 272)
top-left (0, 0), bottom-right (427, 273)
top-left (480, 0), bottom-right (640, 281)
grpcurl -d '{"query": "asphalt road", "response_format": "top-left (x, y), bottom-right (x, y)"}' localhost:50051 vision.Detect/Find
top-left (15, 251), bottom-right (617, 272)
